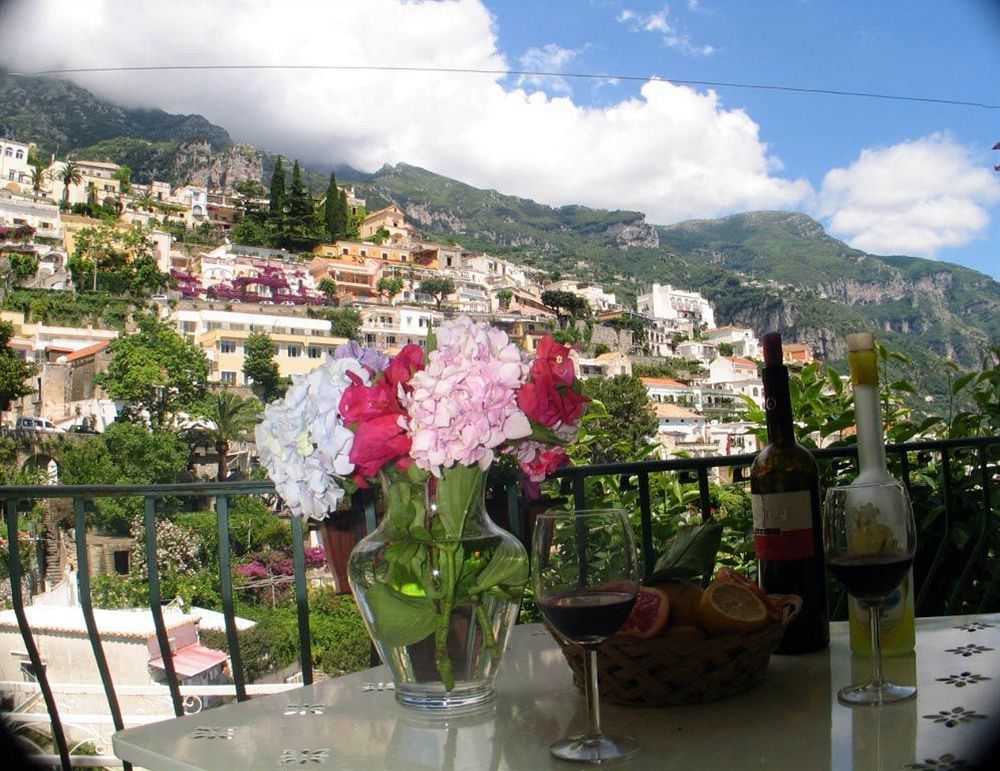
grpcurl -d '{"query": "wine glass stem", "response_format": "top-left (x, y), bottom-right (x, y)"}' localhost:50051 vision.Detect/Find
top-left (584, 647), bottom-right (602, 738)
top-left (868, 602), bottom-right (885, 690)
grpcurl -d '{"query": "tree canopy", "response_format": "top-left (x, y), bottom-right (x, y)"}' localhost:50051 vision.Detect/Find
top-left (243, 332), bottom-right (286, 403)
top-left (0, 320), bottom-right (35, 415)
top-left (192, 389), bottom-right (262, 480)
top-left (418, 277), bottom-right (455, 311)
top-left (541, 290), bottom-right (591, 328)
top-left (96, 315), bottom-right (209, 429)
top-left (580, 374), bottom-right (658, 464)
top-left (68, 222), bottom-right (168, 296)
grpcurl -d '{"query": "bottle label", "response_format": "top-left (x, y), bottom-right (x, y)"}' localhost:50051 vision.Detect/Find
top-left (752, 491), bottom-right (815, 560)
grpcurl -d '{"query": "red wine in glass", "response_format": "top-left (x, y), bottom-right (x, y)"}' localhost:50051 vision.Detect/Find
top-left (532, 508), bottom-right (640, 763)
top-left (827, 554), bottom-right (913, 604)
top-left (538, 590), bottom-right (636, 647)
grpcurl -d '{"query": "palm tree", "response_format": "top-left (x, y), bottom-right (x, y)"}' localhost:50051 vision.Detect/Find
top-left (199, 389), bottom-right (261, 481)
top-left (59, 161), bottom-right (82, 204)
top-left (29, 165), bottom-right (50, 199)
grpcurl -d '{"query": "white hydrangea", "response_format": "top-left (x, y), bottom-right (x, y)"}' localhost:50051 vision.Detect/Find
top-left (255, 358), bottom-right (369, 520)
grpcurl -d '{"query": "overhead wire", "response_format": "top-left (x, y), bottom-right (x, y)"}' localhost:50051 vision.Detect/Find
top-left (7, 64), bottom-right (998, 110)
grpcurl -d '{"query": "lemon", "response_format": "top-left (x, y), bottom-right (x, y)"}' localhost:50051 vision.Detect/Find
top-left (851, 524), bottom-right (896, 555)
top-left (696, 582), bottom-right (769, 635)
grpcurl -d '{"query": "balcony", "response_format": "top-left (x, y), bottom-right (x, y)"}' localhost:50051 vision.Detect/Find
top-left (1, 435), bottom-right (997, 768)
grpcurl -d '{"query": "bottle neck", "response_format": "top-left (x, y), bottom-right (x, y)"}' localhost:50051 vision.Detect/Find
top-left (854, 384), bottom-right (892, 483)
top-left (762, 365), bottom-right (796, 445)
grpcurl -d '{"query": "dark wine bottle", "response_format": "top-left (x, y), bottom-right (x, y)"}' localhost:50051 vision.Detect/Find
top-left (749, 333), bottom-right (829, 654)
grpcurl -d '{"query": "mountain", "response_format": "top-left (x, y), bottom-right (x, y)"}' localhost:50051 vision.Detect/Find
top-left (2, 77), bottom-right (996, 396)
top-left (353, 164), bottom-right (999, 394)
top-left (0, 74), bottom-right (231, 156)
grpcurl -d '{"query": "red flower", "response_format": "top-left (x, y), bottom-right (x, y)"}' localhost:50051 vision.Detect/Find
top-left (517, 366), bottom-right (589, 428)
top-left (534, 336), bottom-right (576, 386)
top-left (518, 444), bottom-right (570, 483)
top-left (339, 377), bottom-right (402, 423)
top-left (350, 413), bottom-right (411, 479)
top-left (385, 343), bottom-right (425, 390)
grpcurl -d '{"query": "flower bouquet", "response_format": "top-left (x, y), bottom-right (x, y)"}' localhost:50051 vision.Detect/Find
top-left (256, 316), bottom-right (589, 711)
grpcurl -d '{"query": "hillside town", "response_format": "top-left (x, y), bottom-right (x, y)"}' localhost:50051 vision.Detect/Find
top-left (1, 135), bottom-right (819, 470)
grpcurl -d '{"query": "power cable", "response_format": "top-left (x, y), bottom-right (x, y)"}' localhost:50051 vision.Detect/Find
top-left (7, 64), bottom-right (997, 110)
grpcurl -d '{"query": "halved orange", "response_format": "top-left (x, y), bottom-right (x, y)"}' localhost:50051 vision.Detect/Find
top-left (696, 581), bottom-right (768, 635)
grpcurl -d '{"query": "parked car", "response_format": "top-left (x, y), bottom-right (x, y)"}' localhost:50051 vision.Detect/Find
top-left (15, 417), bottom-right (64, 434)
top-left (67, 424), bottom-right (100, 435)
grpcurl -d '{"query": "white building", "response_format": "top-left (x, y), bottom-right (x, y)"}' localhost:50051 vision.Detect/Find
top-left (576, 351), bottom-right (633, 379)
top-left (0, 138), bottom-right (34, 192)
top-left (48, 159), bottom-right (121, 206)
top-left (636, 283), bottom-right (715, 329)
top-left (360, 304), bottom-right (441, 351)
top-left (545, 280), bottom-right (618, 312)
top-left (0, 196), bottom-right (63, 241)
top-left (675, 339), bottom-right (717, 364)
top-left (704, 326), bottom-right (760, 359)
top-left (708, 356), bottom-right (764, 405)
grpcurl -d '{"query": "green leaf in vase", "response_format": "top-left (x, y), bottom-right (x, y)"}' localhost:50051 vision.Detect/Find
top-left (647, 520), bottom-right (723, 583)
top-left (367, 581), bottom-right (437, 647)
top-left (470, 539), bottom-right (528, 596)
top-left (434, 464), bottom-right (484, 539)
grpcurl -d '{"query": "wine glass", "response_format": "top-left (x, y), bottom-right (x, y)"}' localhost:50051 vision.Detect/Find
top-left (532, 508), bottom-right (640, 764)
top-left (823, 482), bottom-right (917, 706)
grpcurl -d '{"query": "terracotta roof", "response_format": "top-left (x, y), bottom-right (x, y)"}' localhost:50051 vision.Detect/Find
top-left (65, 340), bottom-right (110, 362)
top-left (654, 403), bottom-right (704, 420)
top-left (723, 356), bottom-right (756, 368)
top-left (641, 377), bottom-right (686, 388)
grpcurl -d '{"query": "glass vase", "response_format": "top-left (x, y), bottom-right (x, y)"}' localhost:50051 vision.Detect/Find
top-left (348, 465), bottom-right (528, 713)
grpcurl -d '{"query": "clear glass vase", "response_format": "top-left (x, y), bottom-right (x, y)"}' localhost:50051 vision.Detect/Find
top-left (348, 465), bottom-right (528, 713)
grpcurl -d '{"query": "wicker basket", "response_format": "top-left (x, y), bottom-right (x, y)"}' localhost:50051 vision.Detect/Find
top-left (547, 595), bottom-right (801, 707)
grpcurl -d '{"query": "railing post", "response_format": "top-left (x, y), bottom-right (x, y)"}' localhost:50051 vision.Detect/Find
top-left (290, 515), bottom-right (313, 686)
top-left (144, 495), bottom-right (183, 716)
top-left (72, 497), bottom-right (132, 771)
top-left (215, 494), bottom-right (248, 701)
top-left (4, 499), bottom-right (72, 771)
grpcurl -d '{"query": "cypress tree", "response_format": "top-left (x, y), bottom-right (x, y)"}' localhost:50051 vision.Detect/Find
top-left (338, 187), bottom-right (351, 238)
top-left (268, 157), bottom-right (286, 230)
top-left (323, 171), bottom-right (341, 240)
top-left (288, 160), bottom-right (313, 224)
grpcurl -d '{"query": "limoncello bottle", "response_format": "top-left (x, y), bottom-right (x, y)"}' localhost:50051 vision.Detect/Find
top-left (845, 333), bottom-right (916, 656)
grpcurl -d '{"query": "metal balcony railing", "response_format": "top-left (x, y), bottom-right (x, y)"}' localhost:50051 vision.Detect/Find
top-left (0, 434), bottom-right (997, 769)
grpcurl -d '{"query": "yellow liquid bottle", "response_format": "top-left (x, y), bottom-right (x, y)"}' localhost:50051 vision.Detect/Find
top-left (844, 334), bottom-right (916, 656)
top-left (849, 573), bottom-right (916, 656)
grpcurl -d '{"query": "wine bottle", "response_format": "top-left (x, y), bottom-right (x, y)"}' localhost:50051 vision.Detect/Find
top-left (845, 332), bottom-right (916, 656)
top-left (749, 333), bottom-right (829, 654)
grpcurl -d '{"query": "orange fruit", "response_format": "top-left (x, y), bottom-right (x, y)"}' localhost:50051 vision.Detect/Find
top-left (696, 581), bottom-right (768, 635)
top-left (618, 587), bottom-right (670, 639)
top-left (662, 624), bottom-right (707, 645)
top-left (657, 580), bottom-right (705, 627)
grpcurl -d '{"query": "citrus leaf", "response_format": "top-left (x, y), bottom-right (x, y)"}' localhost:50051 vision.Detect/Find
top-left (647, 520), bottom-right (723, 582)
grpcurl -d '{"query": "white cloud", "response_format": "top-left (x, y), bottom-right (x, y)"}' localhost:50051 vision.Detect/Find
top-left (0, 0), bottom-right (806, 225)
top-left (516, 43), bottom-right (581, 96)
top-left (616, 4), bottom-right (716, 56)
top-left (817, 134), bottom-right (997, 258)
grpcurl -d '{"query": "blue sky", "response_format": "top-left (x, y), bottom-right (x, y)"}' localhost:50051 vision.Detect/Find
top-left (488, 0), bottom-right (999, 276)
top-left (2, 0), bottom-right (997, 278)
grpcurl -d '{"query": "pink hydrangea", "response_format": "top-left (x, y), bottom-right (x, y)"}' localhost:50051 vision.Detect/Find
top-left (406, 317), bottom-right (532, 475)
